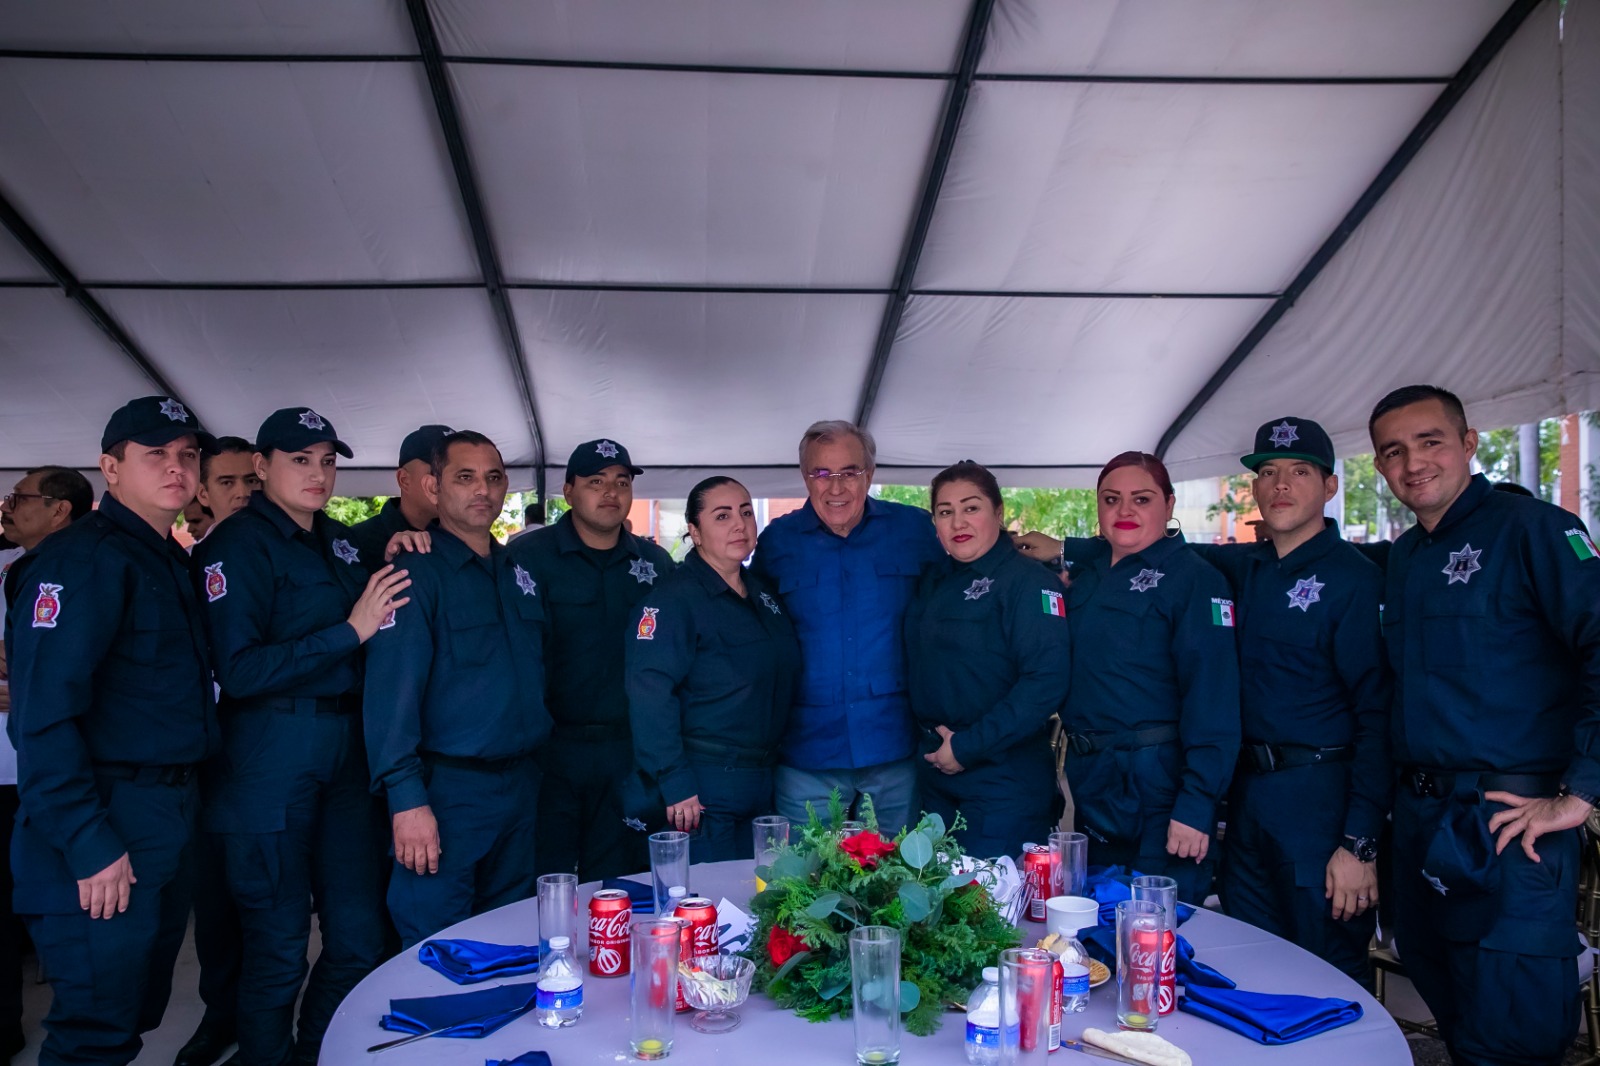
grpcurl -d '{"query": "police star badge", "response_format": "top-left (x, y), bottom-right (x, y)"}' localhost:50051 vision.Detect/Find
top-left (1268, 421), bottom-right (1299, 448)
top-left (1129, 568), bottom-right (1164, 592)
top-left (159, 398), bottom-right (190, 423)
top-left (760, 592), bottom-right (781, 614)
top-left (298, 409), bottom-right (327, 431)
top-left (1286, 575), bottom-right (1324, 612)
top-left (629, 558), bottom-right (657, 585)
top-left (963, 577), bottom-right (993, 601)
top-left (513, 564), bottom-right (537, 596)
top-left (595, 440), bottom-right (620, 459)
top-left (204, 562), bottom-right (227, 602)
top-left (32, 582), bottom-right (63, 628)
top-left (332, 539), bottom-right (360, 565)
top-left (1442, 544), bottom-right (1482, 585)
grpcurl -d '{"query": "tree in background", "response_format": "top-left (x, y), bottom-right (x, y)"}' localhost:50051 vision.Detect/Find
top-left (326, 496), bottom-right (385, 526)
top-left (1205, 474), bottom-right (1255, 523)
top-left (1473, 422), bottom-right (1559, 499)
top-left (875, 485), bottom-right (1097, 538)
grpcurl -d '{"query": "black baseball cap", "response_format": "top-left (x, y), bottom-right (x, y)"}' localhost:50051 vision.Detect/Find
top-left (101, 395), bottom-right (217, 455)
top-left (255, 407), bottom-right (353, 458)
top-left (565, 439), bottom-right (644, 481)
top-left (399, 424), bottom-right (454, 467)
top-left (1240, 416), bottom-right (1335, 473)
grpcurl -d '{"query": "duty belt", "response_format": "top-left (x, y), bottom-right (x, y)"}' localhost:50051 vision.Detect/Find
top-left (683, 739), bottom-right (776, 768)
top-left (1239, 743), bottom-right (1353, 774)
top-left (420, 751), bottom-right (534, 774)
top-left (1064, 723), bottom-right (1179, 756)
top-left (1404, 767), bottom-right (1562, 800)
top-left (229, 694), bottom-right (358, 716)
top-left (94, 762), bottom-right (198, 787)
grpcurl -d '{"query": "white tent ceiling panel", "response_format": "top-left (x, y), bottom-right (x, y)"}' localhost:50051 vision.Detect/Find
top-left (1163, 2), bottom-right (1579, 481)
top-left (0, 1), bottom-right (414, 55)
top-left (869, 294), bottom-right (1272, 479)
top-left (0, 228), bottom-right (47, 281)
top-left (92, 288), bottom-right (536, 465)
top-left (431, 0), bottom-right (969, 72)
top-left (0, 290), bottom-right (157, 466)
top-left (454, 65), bottom-right (944, 286)
top-left (0, 59), bottom-right (476, 283)
top-left (512, 289), bottom-right (883, 467)
top-left (914, 80), bottom-right (1440, 295)
top-left (982, 0), bottom-right (1508, 78)
top-left (1564, 1), bottom-right (1600, 373)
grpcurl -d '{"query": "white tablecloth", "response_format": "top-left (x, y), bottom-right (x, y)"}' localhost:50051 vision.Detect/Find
top-left (322, 860), bottom-right (1409, 1064)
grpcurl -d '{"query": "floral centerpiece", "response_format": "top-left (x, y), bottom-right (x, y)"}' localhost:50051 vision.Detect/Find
top-left (746, 797), bottom-right (1020, 1036)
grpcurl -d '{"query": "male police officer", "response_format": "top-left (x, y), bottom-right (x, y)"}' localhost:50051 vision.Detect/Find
top-left (364, 431), bottom-right (552, 946)
top-left (6, 397), bottom-right (218, 1065)
top-left (1372, 384), bottom-right (1600, 1066)
top-left (510, 440), bottom-right (673, 882)
top-left (346, 424), bottom-right (452, 566)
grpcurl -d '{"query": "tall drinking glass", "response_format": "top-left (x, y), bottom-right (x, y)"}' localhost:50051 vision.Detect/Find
top-left (850, 926), bottom-right (901, 1065)
top-left (630, 920), bottom-right (681, 1059)
top-left (648, 830), bottom-right (690, 915)
top-left (536, 872), bottom-right (578, 956)
top-left (1115, 900), bottom-right (1164, 1032)
top-left (1048, 831), bottom-right (1088, 898)
top-left (1130, 875), bottom-right (1178, 1016)
top-left (998, 947), bottom-right (1054, 1065)
top-left (752, 815), bottom-right (789, 892)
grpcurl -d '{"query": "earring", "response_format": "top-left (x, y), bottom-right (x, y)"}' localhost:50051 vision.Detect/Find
top-left (1165, 517), bottom-right (1182, 539)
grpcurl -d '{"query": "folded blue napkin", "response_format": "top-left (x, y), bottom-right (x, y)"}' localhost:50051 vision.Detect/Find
top-left (601, 877), bottom-right (657, 912)
top-left (1078, 925), bottom-right (1235, 989)
top-left (417, 939), bottom-right (541, 984)
top-left (488, 1054), bottom-right (554, 1066)
top-left (1179, 983), bottom-right (1363, 1044)
top-left (380, 981), bottom-right (540, 1038)
top-left (1084, 865), bottom-right (1197, 927)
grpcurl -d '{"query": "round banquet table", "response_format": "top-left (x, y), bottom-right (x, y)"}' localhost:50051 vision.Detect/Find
top-left (321, 860), bottom-right (1409, 1064)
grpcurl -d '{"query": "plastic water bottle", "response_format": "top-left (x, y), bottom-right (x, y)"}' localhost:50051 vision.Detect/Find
top-left (536, 935), bottom-right (584, 1027)
top-left (964, 966), bottom-right (1001, 1065)
top-left (1056, 934), bottom-right (1091, 1014)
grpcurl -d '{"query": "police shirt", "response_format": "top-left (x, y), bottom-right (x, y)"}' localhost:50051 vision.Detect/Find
top-left (363, 525), bottom-right (552, 815)
top-left (1196, 521), bottom-right (1391, 840)
top-left (507, 512), bottom-right (675, 732)
top-left (195, 492), bottom-right (369, 702)
top-left (1064, 533), bottom-right (1241, 833)
top-left (4, 492), bottom-right (217, 879)
top-left (1383, 474), bottom-right (1600, 795)
top-left (625, 549), bottom-right (801, 806)
top-left (345, 497), bottom-right (417, 573)
top-left (904, 536), bottom-right (1072, 768)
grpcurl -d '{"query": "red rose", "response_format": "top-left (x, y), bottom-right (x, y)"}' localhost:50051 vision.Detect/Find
top-left (768, 924), bottom-right (809, 968)
top-left (839, 831), bottom-right (898, 870)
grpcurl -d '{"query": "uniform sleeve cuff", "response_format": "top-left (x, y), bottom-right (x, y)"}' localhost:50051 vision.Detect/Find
top-left (1562, 760), bottom-right (1600, 802)
top-left (1340, 809), bottom-right (1384, 843)
top-left (65, 826), bottom-right (128, 883)
top-left (327, 621), bottom-right (362, 654)
top-left (949, 734), bottom-right (985, 769)
top-left (386, 776), bottom-right (430, 816)
top-left (1169, 795), bottom-right (1215, 837)
top-left (659, 767), bottom-right (699, 808)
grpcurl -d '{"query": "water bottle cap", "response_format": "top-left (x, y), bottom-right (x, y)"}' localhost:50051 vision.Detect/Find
top-left (982, 966), bottom-right (999, 983)
top-left (550, 935), bottom-right (570, 950)
top-left (668, 885), bottom-right (687, 898)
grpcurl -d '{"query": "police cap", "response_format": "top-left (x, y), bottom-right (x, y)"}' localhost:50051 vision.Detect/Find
top-left (566, 439), bottom-right (644, 481)
top-left (255, 407), bottom-right (354, 458)
top-left (399, 424), bottom-right (454, 468)
top-left (1240, 416), bottom-right (1335, 474)
top-left (101, 395), bottom-right (218, 455)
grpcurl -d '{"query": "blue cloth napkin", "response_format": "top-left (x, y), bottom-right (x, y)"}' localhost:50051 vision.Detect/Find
top-left (1179, 982), bottom-right (1363, 1045)
top-left (1078, 925), bottom-right (1235, 989)
top-left (1084, 865), bottom-right (1197, 927)
top-left (417, 939), bottom-right (541, 985)
top-left (601, 877), bottom-right (657, 912)
top-left (488, 1054), bottom-right (554, 1066)
top-left (380, 981), bottom-right (540, 1038)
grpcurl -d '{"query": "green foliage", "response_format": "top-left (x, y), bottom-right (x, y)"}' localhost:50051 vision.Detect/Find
top-left (325, 495), bottom-right (386, 526)
top-left (875, 485), bottom-right (1097, 538)
top-left (1474, 422), bottom-right (1560, 501)
top-left (1204, 474), bottom-right (1255, 521)
top-left (745, 797), bottom-right (1020, 1037)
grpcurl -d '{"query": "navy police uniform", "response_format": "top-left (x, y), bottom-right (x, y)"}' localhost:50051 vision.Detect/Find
top-left (904, 535), bottom-right (1071, 858)
top-left (5, 396), bottom-right (218, 1066)
top-left (364, 525), bottom-right (552, 947)
top-left (510, 503), bottom-right (674, 882)
top-left (194, 409), bottom-right (387, 1066)
top-left (625, 549), bottom-right (800, 862)
top-left (1386, 474), bottom-right (1600, 1065)
top-left (344, 424), bottom-right (452, 567)
top-left (1062, 533), bottom-right (1240, 903)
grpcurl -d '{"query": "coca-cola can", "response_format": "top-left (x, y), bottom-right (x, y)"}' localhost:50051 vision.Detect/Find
top-left (1156, 928), bottom-right (1177, 1015)
top-left (670, 917), bottom-right (693, 1013)
top-left (1128, 927), bottom-right (1161, 1019)
top-left (1022, 844), bottom-right (1052, 922)
top-left (588, 889), bottom-right (632, 977)
top-left (1048, 955), bottom-right (1063, 1052)
top-left (673, 897), bottom-right (719, 959)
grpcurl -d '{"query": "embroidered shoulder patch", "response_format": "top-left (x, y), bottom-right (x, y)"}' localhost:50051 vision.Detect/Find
top-left (204, 562), bottom-right (227, 602)
top-left (32, 582), bottom-right (63, 628)
top-left (636, 606), bottom-right (659, 640)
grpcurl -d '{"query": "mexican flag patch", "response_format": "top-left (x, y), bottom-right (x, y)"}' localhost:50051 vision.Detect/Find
top-left (1041, 589), bottom-right (1066, 617)
top-left (1566, 528), bottom-right (1598, 562)
top-left (1210, 598), bottom-right (1235, 627)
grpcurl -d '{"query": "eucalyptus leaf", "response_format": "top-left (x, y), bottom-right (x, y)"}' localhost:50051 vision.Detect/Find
top-left (923, 812), bottom-right (946, 840)
top-left (899, 830), bottom-right (933, 870)
top-left (818, 973), bottom-right (851, 1001)
top-left (898, 980), bottom-right (922, 1013)
top-left (898, 882), bottom-right (931, 922)
top-left (805, 892), bottom-right (842, 920)
top-left (754, 864), bottom-right (772, 885)
top-left (940, 872), bottom-right (974, 893)
top-left (771, 851), bottom-right (810, 881)
top-left (771, 949), bottom-right (812, 986)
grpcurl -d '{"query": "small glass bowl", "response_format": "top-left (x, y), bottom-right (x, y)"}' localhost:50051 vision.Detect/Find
top-left (679, 954), bottom-right (755, 1034)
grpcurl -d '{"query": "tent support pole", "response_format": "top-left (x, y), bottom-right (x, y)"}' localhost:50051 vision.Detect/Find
top-left (1154, 0), bottom-right (1545, 461)
top-left (407, 0), bottom-right (547, 499)
top-left (854, 0), bottom-right (996, 430)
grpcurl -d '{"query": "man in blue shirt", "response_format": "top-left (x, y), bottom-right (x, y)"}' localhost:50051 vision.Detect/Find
top-left (751, 420), bottom-right (944, 834)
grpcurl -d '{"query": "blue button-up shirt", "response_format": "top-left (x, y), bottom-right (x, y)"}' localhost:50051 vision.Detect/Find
top-left (751, 497), bottom-right (944, 770)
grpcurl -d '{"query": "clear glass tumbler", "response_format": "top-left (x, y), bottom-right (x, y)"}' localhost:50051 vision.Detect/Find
top-left (1048, 831), bottom-right (1088, 898)
top-left (630, 920), bottom-right (680, 1059)
top-left (536, 872), bottom-right (578, 956)
top-left (1129, 875), bottom-right (1178, 1016)
top-left (998, 947), bottom-right (1055, 1065)
top-left (752, 815), bottom-right (789, 892)
top-left (648, 830), bottom-right (690, 915)
top-left (850, 925), bottom-right (902, 1065)
top-left (1115, 900), bottom-right (1165, 1032)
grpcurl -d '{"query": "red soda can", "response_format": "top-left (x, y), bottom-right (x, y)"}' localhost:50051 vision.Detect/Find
top-left (1048, 955), bottom-right (1063, 1052)
top-left (1156, 929), bottom-right (1177, 1015)
top-left (588, 889), bottom-right (632, 977)
top-left (1022, 844), bottom-right (1052, 921)
top-left (671, 917), bottom-right (694, 1013)
top-left (674, 897), bottom-right (719, 959)
top-left (1126, 927), bottom-right (1161, 1022)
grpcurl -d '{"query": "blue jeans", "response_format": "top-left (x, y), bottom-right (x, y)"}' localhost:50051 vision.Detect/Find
top-left (774, 758), bottom-right (919, 836)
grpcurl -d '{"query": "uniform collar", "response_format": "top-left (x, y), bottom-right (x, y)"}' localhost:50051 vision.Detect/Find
top-left (684, 546), bottom-right (746, 598)
top-left (248, 491), bottom-right (325, 542)
top-left (379, 496), bottom-right (420, 531)
top-left (1268, 518), bottom-right (1343, 571)
top-left (1110, 529), bottom-right (1188, 570)
top-left (428, 522), bottom-right (498, 570)
top-left (553, 510), bottom-right (648, 559)
top-left (796, 495), bottom-right (886, 536)
top-left (1426, 474), bottom-right (1494, 538)
top-left (952, 532), bottom-right (1015, 576)
top-left (98, 491), bottom-right (179, 553)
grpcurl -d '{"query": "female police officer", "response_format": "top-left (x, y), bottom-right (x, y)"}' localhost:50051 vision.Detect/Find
top-left (194, 407), bottom-right (411, 1066)
top-left (1061, 452), bottom-right (1240, 902)
top-left (625, 477), bottom-right (800, 862)
top-left (905, 461), bottom-right (1072, 858)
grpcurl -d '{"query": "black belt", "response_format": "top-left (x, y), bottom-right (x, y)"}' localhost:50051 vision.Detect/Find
top-left (683, 739), bottom-right (776, 768)
top-left (1239, 743), bottom-right (1353, 774)
top-left (552, 722), bottom-right (627, 743)
top-left (1404, 767), bottom-right (1563, 800)
top-left (228, 694), bottom-right (358, 717)
top-left (1065, 724), bottom-right (1179, 756)
top-left (94, 763), bottom-right (198, 787)
top-left (420, 751), bottom-right (534, 773)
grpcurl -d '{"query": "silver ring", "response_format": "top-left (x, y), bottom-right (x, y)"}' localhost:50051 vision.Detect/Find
top-left (1357, 896), bottom-right (1369, 901)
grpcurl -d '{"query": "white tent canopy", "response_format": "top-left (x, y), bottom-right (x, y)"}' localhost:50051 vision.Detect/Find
top-left (0, 0), bottom-right (1594, 499)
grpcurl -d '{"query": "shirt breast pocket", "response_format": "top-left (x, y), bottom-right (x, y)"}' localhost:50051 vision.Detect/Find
top-left (779, 570), bottom-right (837, 615)
top-left (1421, 595), bottom-right (1485, 668)
top-left (1094, 592), bottom-right (1155, 645)
top-left (447, 603), bottom-right (502, 667)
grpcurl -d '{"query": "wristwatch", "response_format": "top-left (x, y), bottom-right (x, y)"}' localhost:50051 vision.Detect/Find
top-left (1342, 835), bottom-right (1378, 863)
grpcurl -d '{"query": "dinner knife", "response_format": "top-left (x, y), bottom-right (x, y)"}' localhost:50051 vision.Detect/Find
top-left (1060, 1037), bottom-right (1147, 1066)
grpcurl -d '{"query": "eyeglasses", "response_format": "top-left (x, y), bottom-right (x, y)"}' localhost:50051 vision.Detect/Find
top-left (1, 492), bottom-right (55, 508)
top-left (805, 469), bottom-right (867, 483)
